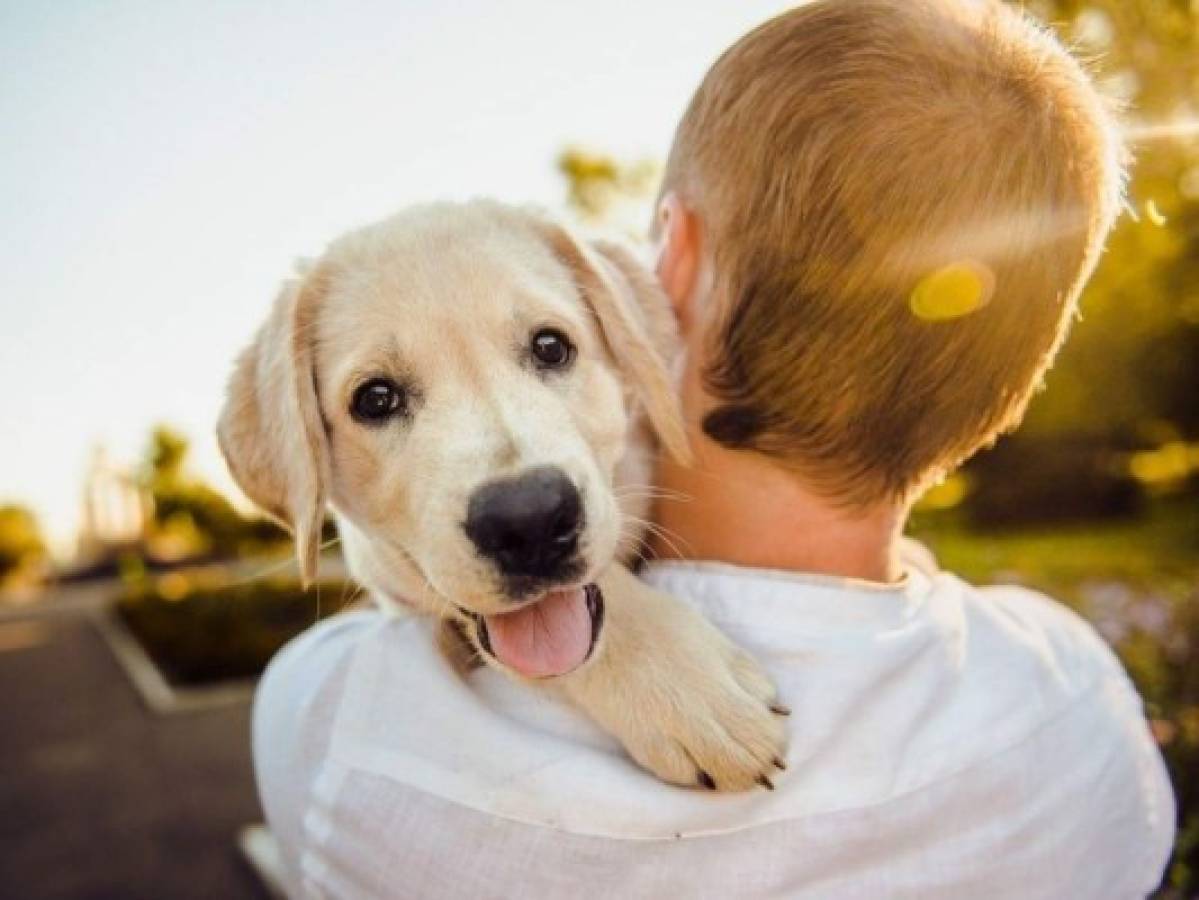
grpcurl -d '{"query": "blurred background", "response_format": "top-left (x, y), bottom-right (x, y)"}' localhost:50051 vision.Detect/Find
top-left (1, 1), bottom-right (1195, 897)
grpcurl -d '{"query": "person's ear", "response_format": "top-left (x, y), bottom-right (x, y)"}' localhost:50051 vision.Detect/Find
top-left (217, 264), bottom-right (332, 586)
top-left (654, 192), bottom-right (702, 338)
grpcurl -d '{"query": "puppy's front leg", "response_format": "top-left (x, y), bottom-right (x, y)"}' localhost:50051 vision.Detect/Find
top-left (558, 564), bottom-right (788, 791)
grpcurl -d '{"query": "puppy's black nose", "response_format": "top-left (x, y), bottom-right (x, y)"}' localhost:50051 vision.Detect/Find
top-left (464, 467), bottom-right (583, 579)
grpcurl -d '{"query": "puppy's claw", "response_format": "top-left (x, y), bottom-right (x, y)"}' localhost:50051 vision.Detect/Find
top-left (769, 702), bottom-right (792, 717)
top-left (757, 775), bottom-right (775, 791)
top-left (697, 771), bottom-right (717, 791)
top-left (773, 756), bottom-right (787, 771)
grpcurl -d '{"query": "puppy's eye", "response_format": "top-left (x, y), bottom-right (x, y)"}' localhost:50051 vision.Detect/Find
top-left (530, 328), bottom-right (575, 370)
top-left (351, 378), bottom-right (405, 423)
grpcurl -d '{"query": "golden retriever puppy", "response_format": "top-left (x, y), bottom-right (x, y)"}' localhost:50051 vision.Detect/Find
top-left (219, 200), bottom-right (787, 790)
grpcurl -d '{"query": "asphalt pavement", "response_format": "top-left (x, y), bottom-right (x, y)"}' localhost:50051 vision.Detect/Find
top-left (0, 589), bottom-right (267, 900)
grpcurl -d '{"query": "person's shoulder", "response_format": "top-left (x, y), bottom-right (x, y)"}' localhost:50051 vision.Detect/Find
top-left (253, 608), bottom-right (429, 778)
top-left (259, 608), bottom-right (414, 704)
top-left (957, 576), bottom-right (1129, 689)
top-left (930, 575), bottom-right (1176, 888)
top-left (917, 571), bottom-right (1155, 778)
top-left (266, 607), bottom-right (386, 672)
top-left (944, 573), bottom-right (1154, 758)
top-left (252, 609), bottom-right (446, 852)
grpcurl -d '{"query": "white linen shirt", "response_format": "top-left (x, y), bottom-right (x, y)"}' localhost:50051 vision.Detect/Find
top-left (254, 560), bottom-right (1175, 899)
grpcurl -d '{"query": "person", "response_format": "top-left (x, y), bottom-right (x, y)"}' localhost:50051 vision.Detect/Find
top-left (253, 1), bottom-right (1175, 896)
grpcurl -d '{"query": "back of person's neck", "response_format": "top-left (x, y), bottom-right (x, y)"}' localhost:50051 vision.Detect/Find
top-left (649, 435), bottom-right (907, 584)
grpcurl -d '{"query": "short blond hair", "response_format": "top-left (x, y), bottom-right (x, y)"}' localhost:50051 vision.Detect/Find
top-left (661, 0), bottom-right (1125, 503)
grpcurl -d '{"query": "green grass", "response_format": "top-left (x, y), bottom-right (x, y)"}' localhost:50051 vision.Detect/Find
top-left (911, 497), bottom-right (1199, 607)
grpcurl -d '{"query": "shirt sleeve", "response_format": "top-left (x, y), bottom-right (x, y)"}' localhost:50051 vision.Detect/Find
top-left (252, 610), bottom-right (385, 895)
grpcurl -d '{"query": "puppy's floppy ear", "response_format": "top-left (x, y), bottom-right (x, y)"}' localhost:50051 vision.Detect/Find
top-left (534, 221), bottom-right (692, 465)
top-left (217, 266), bottom-right (331, 586)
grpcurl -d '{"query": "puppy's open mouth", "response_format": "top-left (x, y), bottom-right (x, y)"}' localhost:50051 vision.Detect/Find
top-left (465, 584), bottom-right (604, 679)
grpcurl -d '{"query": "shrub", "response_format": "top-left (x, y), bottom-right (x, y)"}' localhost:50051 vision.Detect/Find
top-left (965, 434), bottom-right (1144, 528)
top-left (115, 575), bottom-right (354, 686)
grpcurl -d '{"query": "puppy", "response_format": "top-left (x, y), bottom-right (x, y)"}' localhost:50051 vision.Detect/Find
top-left (219, 200), bottom-right (786, 790)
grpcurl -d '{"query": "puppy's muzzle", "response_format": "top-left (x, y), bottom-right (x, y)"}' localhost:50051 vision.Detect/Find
top-left (464, 466), bottom-right (584, 583)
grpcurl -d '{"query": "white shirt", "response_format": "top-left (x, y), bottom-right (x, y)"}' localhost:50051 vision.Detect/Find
top-left (254, 559), bottom-right (1175, 899)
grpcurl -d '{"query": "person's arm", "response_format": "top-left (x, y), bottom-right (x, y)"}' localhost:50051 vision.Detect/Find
top-left (254, 610), bottom-right (382, 895)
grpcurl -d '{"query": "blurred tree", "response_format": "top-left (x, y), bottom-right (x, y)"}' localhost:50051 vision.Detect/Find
top-left (557, 146), bottom-right (659, 233)
top-left (0, 505), bottom-right (47, 580)
top-left (140, 426), bottom-right (288, 561)
top-left (954, 1), bottom-right (1199, 524)
top-left (148, 425), bottom-right (188, 482)
top-left (1013, 0), bottom-right (1199, 446)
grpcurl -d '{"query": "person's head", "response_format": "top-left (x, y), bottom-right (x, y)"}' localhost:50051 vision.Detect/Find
top-left (654, 0), bottom-right (1125, 508)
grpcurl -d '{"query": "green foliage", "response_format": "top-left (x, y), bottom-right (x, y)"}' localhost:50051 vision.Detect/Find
top-left (965, 434), bottom-right (1146, 526)
top-left (0, 505), bottom-right (46, 578)
top-left (1009, 0), bottom-right (1199, 447)
top-left (139, 425), bottom-right (289, 560)
top-left (116, 575), bottom-right (354, 685)
top-left (557, 146), bottom-right (659, 228)
top-left (147, 425), bottom-right (188, 482)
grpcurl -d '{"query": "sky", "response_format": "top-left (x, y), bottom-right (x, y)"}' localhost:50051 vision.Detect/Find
top-left (0, 0), bottom-right (795, 552)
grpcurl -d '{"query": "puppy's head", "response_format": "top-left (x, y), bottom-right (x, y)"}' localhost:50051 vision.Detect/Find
top-left (218, 201), bottom-right (687, 677)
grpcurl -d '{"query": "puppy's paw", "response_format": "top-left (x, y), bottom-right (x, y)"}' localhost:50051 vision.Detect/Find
top-left (618, 629), bottom-right (789, 792)
top-left (560, 571), bottom-right (789, 792)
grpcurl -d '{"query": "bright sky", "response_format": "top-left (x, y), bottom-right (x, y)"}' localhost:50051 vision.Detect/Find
top-left (0, 0), bottom-right (794, 551)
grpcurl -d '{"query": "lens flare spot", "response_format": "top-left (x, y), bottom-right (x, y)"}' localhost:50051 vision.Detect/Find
top-left (1129, 441), bottom-right (1199, 486)
top-left (909, 261), bottom-right (993, 322)
top-left (1145, 199), bottom-right (1168, 227)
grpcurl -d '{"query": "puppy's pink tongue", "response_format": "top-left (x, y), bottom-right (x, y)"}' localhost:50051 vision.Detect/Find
top-left (485, 587), bottom-right (591, 679)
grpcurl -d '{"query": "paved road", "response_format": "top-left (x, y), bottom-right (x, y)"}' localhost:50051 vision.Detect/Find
top-left (0, 596), bottom-right (267, 900)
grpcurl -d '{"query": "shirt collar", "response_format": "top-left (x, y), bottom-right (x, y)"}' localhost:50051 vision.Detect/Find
top-left (641, 558), bottom-right (933, 634)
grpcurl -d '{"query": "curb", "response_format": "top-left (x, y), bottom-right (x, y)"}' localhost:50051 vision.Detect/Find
top-left (90, 609), bottom-right (256, 715)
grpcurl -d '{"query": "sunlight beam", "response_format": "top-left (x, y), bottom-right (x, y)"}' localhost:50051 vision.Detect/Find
top-left (1125, 118), bottom-right (1199, 144)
